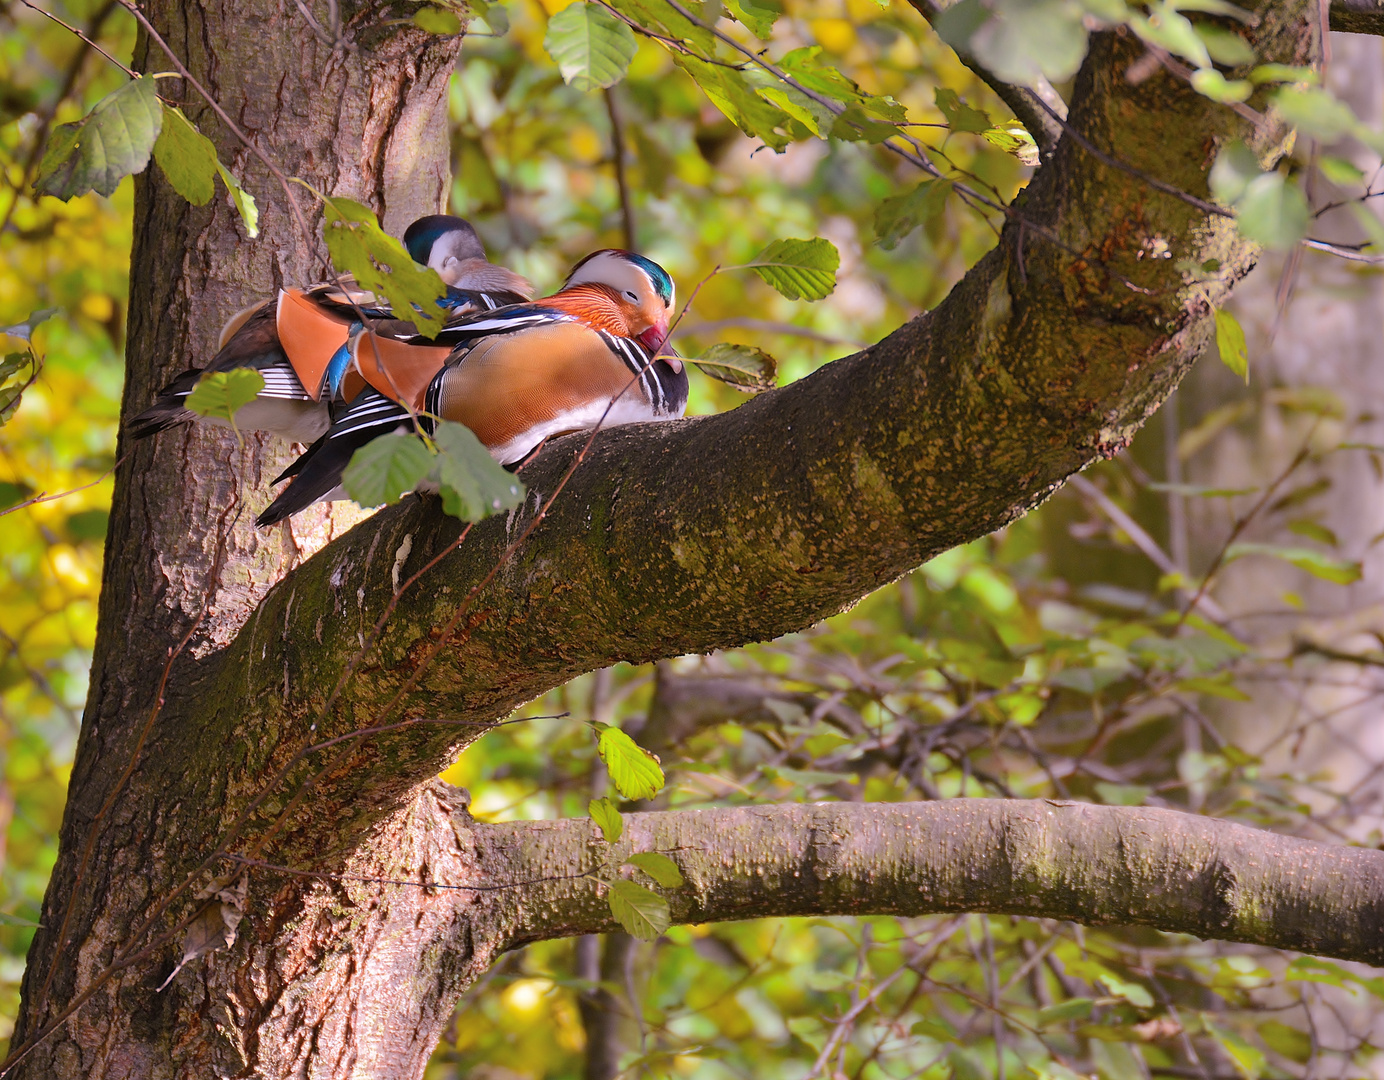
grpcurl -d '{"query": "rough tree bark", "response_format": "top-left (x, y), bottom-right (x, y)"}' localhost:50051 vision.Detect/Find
top-left (8, 0), bottom-right (1363, 1077)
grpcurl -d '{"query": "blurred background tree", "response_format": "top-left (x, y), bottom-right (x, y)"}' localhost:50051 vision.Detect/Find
top-left (5, 0), bottom-right (1384, 1076)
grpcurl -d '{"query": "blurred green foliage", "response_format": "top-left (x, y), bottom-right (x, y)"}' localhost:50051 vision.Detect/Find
top-left (5, 0), bottom-right (1384, 1076)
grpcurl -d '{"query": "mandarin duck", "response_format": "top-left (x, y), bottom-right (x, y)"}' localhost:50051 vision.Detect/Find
top-left (255, 249), bottom-right (687, 526)
top-left (127, 215), bottom-right (533, 444)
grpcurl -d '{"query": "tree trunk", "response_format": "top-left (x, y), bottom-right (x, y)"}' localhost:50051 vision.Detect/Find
top-left (10, 1), bottom-right (460, 1074)
top-left (7, 1), bottom-right (1345, 1077)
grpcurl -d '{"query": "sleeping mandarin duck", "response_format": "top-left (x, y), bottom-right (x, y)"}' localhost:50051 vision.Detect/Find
top-left (127, 215), bottom-right (533, 444)
top-left (255, 249), bottom-right (688, 526)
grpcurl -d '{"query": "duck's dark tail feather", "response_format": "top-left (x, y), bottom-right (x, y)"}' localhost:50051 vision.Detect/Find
top-left (126, 369), bottom-right (202, 439)
top-left (256, 390), bottom-right (413, 527)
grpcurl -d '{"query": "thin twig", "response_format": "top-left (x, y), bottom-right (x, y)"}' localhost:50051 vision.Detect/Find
top-left (1177, 427), bottom-right (1317, 627)
top-left (18, 0), bottom-right (133, 77)
top-left (605, 88), bottom-right (636, 250)
top-left (0, 452), bottom-right (127, 519)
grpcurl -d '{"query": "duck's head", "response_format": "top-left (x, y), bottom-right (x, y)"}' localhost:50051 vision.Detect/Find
top-left (404, 215), bottom-right (488, 281)
top-left (564, 249), bottom-right (677, 365)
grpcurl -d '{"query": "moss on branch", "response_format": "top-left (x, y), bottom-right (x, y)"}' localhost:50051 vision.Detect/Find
top-left (483, 800), bottom-right (1384, 965)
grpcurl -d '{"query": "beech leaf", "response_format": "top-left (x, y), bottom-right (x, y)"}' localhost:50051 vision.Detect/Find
top-left (544, 3), bottom-right (637, 91)
top-left (185, 369), bottom-right (265, 425)
top-left (1234, 172), bottom-right (1309, 252)
top-left (429, 420), bottom-right (525, 522)
top-left (598, 727), bottom-right (664, 800)
top-left (153, 104), bottom-right (217, 205)
top-left (1213, 308), bottom-right (1248, 383)
top-left (625, 852), bottom-right (684, 887)
top-left (341, 433), bottom-right (433, 508)
top-left (749, 237), bottom-right (839, 301)
top-left (321, 196), bottom-right (447, 337)
top-left (588, 797), bottom-right (623, 842)
top-left (1224, 542), bottom-right (1362, 584)
top-left (36, 76), bottom-right (163, 199)
top-left (413, 6), bottom-right (463, 33)
top-left (874, 180), bottom-right (949, 250)
top-left (934, 88), bottom-right (990, 133)
top-left (692, 343), bottom-right (778, 393)
top-left (607, 879), bottom-right (670, 939)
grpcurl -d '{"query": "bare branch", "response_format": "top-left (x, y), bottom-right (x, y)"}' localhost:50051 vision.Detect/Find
top-left (486, 799), bottom-right (1384, 966)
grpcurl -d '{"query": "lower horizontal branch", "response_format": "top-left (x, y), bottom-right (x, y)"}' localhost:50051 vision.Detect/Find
top-left (481, 799), bottom-right (1384, 964)
top-left (1332, 0), bottom-right (1384, 35)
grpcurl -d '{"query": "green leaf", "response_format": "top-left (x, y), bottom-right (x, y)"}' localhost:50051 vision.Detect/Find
top-left (1129, 3), bottom-right (1211, 67)
top-left (1197, 25), bottom-right (1255, 66)
top-left (723, 0), bottom-right (778, 37)
top-left (1037, 998), bottom-right (1094, 1026)
top-left (981, 124), bottom-right (1039, 166)
top-left (429, 420), bottom-right (526, 521)
top-left (598, 727), bottom-right (665, 800)
top-left (321, 196), bottom-right (448, 337)
top-left (756, 84), bottom-right (835, 138)
top-left (1258, 1020), bottom-right (1311, 1064)
top-left (413, 6), bottom-right (463, 33)
top-left (0, 383), bottom-right (24, 425)
top-left (1203, 1017), bottom-right (1265, 1080)
top-left (215, 161), bottom-right (259, 238)
top-left (607, 879), bottom-right (670, 939)
top-left (674, 55), bottom-right (791, 151)
top-left (467, 0), bottom-right (510, 33)
top-left (588, 797), bottom-right (623, 842)
top-left (184, 369), bottom-right (265, 425)
top-left (1190, 69), bottom-right (1251, 104)
top-left (1249, 63), bottom-right (1318, 85)
top-left (934, 88), bottom-right (990, 133)
top-left (35, 76), bottom-right (163, 199)
top-left (1224, 542), bottom-right (1362, 584)
top-left (909, 1017), bottom-right (957, 1041)
top-left (939, 0), bottom-right (1090, 84)
top-left (341, 433), bottom-right (434, 507)
top-left (874, 180), bottom-right (949, 250)
top-left (1234, 172), bottom-right (1309, 252)
top-left (1175, 675), bottom-right (1251, 701)
top-left (65, 508), bottom-right (110, 541)
top-left (748, 237), bottom-right (839, 301)
top-left (691, 343), bottom-right (778, 393)
top-left (608, 0), bottom-right (714, 52)
top-left (0, 481), bottom-right (32, 511)
top-left (1319, 154), bottom-right (1364, 186)
top-left (153, 104), bottom-right (217, 205)
top-left (1288, 518), bottom-right (1338, 546)
top-left (1209, 139), bottom-right (1261, 206)
top-left (1094, 781), bottom-right (1150, 805)
top-left (625, 852), bottom-right (684, 887)
top-left (1214, 308), bottom-right (1248, 383)
top-left (1097, 973), bottom-right (1154, 1009)
top-left (948, 1048), bottom-right (989, 1080)
top-left (544, 3), bottom-right (637, 92)
top-left (1273, 86), bottom-right (1359, 142)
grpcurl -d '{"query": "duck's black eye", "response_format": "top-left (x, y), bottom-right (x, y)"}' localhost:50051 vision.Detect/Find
top-left (624, 290), bottom-right (639, 302)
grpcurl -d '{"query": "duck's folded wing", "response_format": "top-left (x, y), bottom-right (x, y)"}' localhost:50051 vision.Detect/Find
top-left (276, 288), bottom-right (359, 401)
top-left (429, 320), bottom-right (659, 463)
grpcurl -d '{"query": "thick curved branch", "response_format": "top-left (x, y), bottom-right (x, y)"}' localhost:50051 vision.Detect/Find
top-left (1331, 0), bottom-right (1384, 34)
top-left (480, 799), bottom-right (1384, 965)
top-left (19, 12), bottom-right (1320, 1075)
